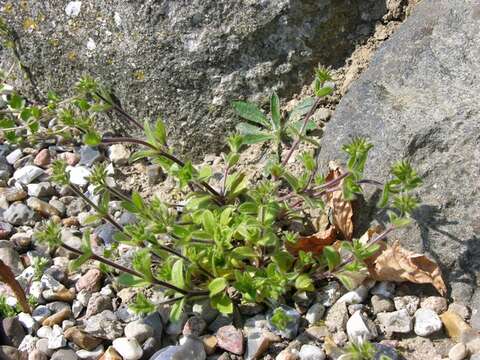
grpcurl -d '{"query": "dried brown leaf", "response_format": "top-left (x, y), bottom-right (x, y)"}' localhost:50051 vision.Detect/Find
top-left (366, 241), bottom-right (447, 296)
top-left (325, 163), bottom-right (353, 240)
top-left (286, 226), bottom-right (337, 256)
top-left (0, 260), bottom-right (31, 313)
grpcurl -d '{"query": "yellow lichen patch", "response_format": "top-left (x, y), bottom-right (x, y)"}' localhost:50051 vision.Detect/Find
top-left (3, 2), bottom-right (14, 14)
top-left (23, 18), bottom-right (38, 31)
top-left (133, 70), bottom-right (145, 81)
top-left (67, 51), bottom-right (78, 62)
top-left (19, 1), bottom-right (28, 11)
top-left (49, 39), bottom-right (61, 47)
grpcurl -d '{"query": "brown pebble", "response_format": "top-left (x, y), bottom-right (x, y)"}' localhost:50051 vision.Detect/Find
top-left (42, 308), bottom-right (72, 326)
top-left (33, 149), bottom-right (51, 167)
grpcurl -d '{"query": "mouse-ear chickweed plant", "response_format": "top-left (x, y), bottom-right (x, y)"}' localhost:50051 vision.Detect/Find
top-left (0, 68), bottom-right (422, 325)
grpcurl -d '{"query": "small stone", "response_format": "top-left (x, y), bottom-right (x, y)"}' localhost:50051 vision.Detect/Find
top-left (108, 145), bottom-right (130, 166)
top-left (59, 152), bottom-right (80, 166)
top-left (192, 299), bottom-right (219, 323)
top-left (112, 337), bottom-right (143, 360)
top-left (51, 349), bottom-right (78, 360)
top-left (47, 325), bottom-right (66, 349)
top-left (42, 287), bottom-right (76, 302)
top-left (304, 326), bottom-right (329, 342)
top-left (421, 296), bottom-right (448, 314)
top-left (346, 310), bottom-right (377, 343)
top-left (305, 303), bottom-right (325, 325)
top-left (77, 289), bottom-right (92, 307)
top-left (32, 306), bottom-right (51, 323)
top-left (0, 187), bottom-right (27, 202)
top-left (207, 313), bottom-right (231, 333)
top-left (34, 149), bottom-right (51, 167)
top-left (76, 345), bottom-right (104, 360)
top-left (146, 165), bottom-right (165, 185)
top-left (337, 285), bottom-right (368, 305)
top-left (67, 166), bottom-right (91, 187)
top-left (448, 343), bottom-right (468, 360)
top-left (299, 344), bottom-right (326, 360)
top-left (42, 308), bottom-right (71, 326)
top-left (238, 302), bottom-right (265, 316)
top-left (4, 203), bottom-right (34, 226)
top-left (371, 295), bottom-right (395, 314)
top-left (245, 331), bottom-right (274, 360)
top-left (0, 346), bottom-right (20, 360)
top-left (83, 310), bottom-right (124, 340)
top-left (85, 293), bottom-right (112, 317)
top-left (448, 303), bottom-right (470, 320)
top-left (0, 317), bottom-right (26, 347)
top-left (216, 325), bottom-right (244, 355)
top-left (6, 149), bottom-right (23, 164)
top-left (441, 311), bottom-right (472, 342)
top-left (29, 349), bottom-right (48, 360)
top-left (183, 315), bottom-right (207, 337)
top-left (19, 334), bottom-right (37, 352)
top-left (35, 338), bottom-right (54, 357)
top-left (325, 301), bottom-right (349, 333)
top-left (0, 244), bottom-right (24, 275)
top-left (149, 336), bottom-right (205, 360)
top-left (99, 346), bottom-right (122, 360)
top-left (79, 147), bottom-right (102, 167)
top-left (65, 1), bottom-right (82, 17)
top-left (202, 335), bottom-right (217, 355)
top-left (142, 312), bottom-right (163, 340)
top-left (0, 222), bottom-right (12, 239)
top-left (371, 282), bottom-right (396, 299)
top-left (37, 326), bottom-right (53, 339)
top-left (377, 309), bottom-right (413, 334)
top-left (17, 312), bottom-right (38, 334)
top-left (64, 327), bottom-right (103, 351)
top-left (316, 282), bottom-right (343, 307)
top-left (277, 348), bottom-right (300, 360)
top-left (13, 165), bottom-right (44, 185)
top-left (142, 337), bottom-right (161, 359)
top-left (394, 295), bottom-right (420, 316)
top-left (124, 320), bottom-right (154, 343)
top-left (76, 269), bottom-right (103, 293)
top-left (414, 308), bottom-right (443, 336)
top-left (27, 182), bottom-right (55, 198)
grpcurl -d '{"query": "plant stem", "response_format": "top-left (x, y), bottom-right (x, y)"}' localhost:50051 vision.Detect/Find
top-left (95, 92), bottom-right (143, 130)
top-left (60, 242), bottom-right (205, 295)
top-left (281, 97), bottom-right (321, 166)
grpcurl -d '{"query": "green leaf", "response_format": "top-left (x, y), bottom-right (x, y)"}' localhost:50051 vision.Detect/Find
top-left (232, 101), bottom-right (269, 127)
top-left (232, 246), bottom-right (258, 259)
top-left (171, 260), bottom-right (185, 289)
top-left (314, 85), bottom-right (333, 98)
top-left (242, 132), bottom-right (275, 145)
top-left (117, 273), bottom-right (150, 287)
top-left (270, 307), bottom-right (291, 330)
top-left (288, 97), bottom-right (315, 122)
top-left (154, 118), bottom-right (167, 145)
top-left (197, 165), bottom-right (212, 181)
top-left (27, 120), bottom-right (39, 134)
top-left (202, 210), bottom-right (216, 235)
top-left (83, 132), bottom-right (102, 146)
top-left (323, 246), bottom-right (341, 272)
top-left (131, 192), bottom-right (144, 211)
top-left (272, 251), bottom-right (294, 272)
top-left (132, 249), bottom-right (153, 283)
top-left (129, 293), bottom-right (155, 315)
top-left (270, 92), bottom-right (281, 130)
top-left (169, 297), bottom-right (186, 322)
top-left (208, 277), bottom-right (227, 297)
top-left (211, 293), bottom-right (233, 314)
top-left (9, 93), bottom-right (24, 110)
top-left (295, 274), bottom-right (314, 291)
top-left (0, 119), bottom-right (15, 129)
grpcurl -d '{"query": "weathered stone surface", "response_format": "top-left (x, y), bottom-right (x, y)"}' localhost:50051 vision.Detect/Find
top-left (2, 0), bottom-right (387, 157)
top-left (318, 0), bottom-right (480, 304)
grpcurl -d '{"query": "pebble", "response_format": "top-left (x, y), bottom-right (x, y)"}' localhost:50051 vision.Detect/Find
top-left (34, 149), bottom-right (51, 167)
top-left (51, 349), bottom-right (78, 360)
top-left (471, 308), bottom-right (480, 331)
top-left (37, 326), bottom-right (53, 339)
top-left (377, 309), bottom-right (413, 334)
top-left (47, 325), bottom-right (66, 349)
top-left (124, 320), bottom-right (154, 343)
top-left (79, 147), bottom-right (102, 167)
top-left (42, 307), bottom-right (72, 326)
top-left (325, 301), bottom-right (349, 333)
top-left (150, 336), bottom-right (206, 360)
top-left (202, 335), bottom-right (217, 355)
top-left (64, 327), bottom-right (103, 351)
top-left (371, 282), bottom-right (396, 298)
top-left (108, 144), bottom-right (130, 166)
top-left (0, 187), bottom-right (27, 201)
top-left (76, 345), bottom-right (104, 360)
top-left (421, 296), bottom-right (448, 314)
top-left (182, 315), bottom-right (207, 337)
top-left (85, 293), bottom-right (113, 317)
top-left (371, 295), bottom-right (395, 314)
top-left (0, 317), bottom-right (26, 347)
top-left (245, 331), bottom-right (278, 360)
top-left (67, 166), bottom-right (91, 187)
top-left (4, 203), bottom-right (34, 226)
top-left (0, 346), bottom-right (20, 360)
top-left (440, 311), bottom-right (471, 342)
top-left (99, 346), bottom-right (123, 360)
top-left (32, 306), bottom-right (52, 323)
top-left (112, 337), bottom-right (143, 360)
top-left (305, 303), bottom-right (325, 325)
top-left (346, 310), bottom-right (377, 343)
top-left (448, 303), bottom-right (470, 320)
top-left (216, 325), bottom-right (244, 355)
top-left (316, 282), bottom-right (342, 307)
top-left (13, 165), bottom-right (44, 184)
top-left (27, 182), bottom-right (55, 197)
top-left (299, 344), bottom-right (326, 360)
top-left (448, 343), bottom-right (468, 360)
top-left (29, 349), bottom-right (48, 360)
top-left (7, 149), bottom-right (23, 164)
top-left (394, 295), bottom-right (420, 316)
top-left (0, 244), bottom-right (24, 274)
top-left (18, 312), bottom-right (38, 334)
top-left (192, 299), bottom-right (219, 323)
top-left (19, 334), bottom-right (38, 352)
top-left (414, 308), bottom-right (443, 336)
top-left (76, 269), bottom-right (103, 293)
top-left (83, 310), bottom-right (124, 340)
top-left (337, 285), bottom-right (368, 304)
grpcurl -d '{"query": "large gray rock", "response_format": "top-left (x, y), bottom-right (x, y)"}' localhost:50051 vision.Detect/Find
top-left (317, 0), bottom-right (480, 303)
top-left (1, 0), bottom-right (387, 157)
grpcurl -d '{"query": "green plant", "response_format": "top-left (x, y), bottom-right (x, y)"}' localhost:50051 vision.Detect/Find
top-left (344, 341), bottom-right (394, 360)
top-left (1, 69), bottom-right (422, 323)
top-left (0, 294), bottom-right (19, 317)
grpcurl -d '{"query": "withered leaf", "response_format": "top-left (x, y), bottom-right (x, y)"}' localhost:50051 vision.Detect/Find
top-left (366, 241), bottom-right (447, 296)
top-left (286, 226), bottom-right (337, 256)
top-left (325, 163), bottom-right (353, 240)
top-left (0, 260), bottom-right (31, 313)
